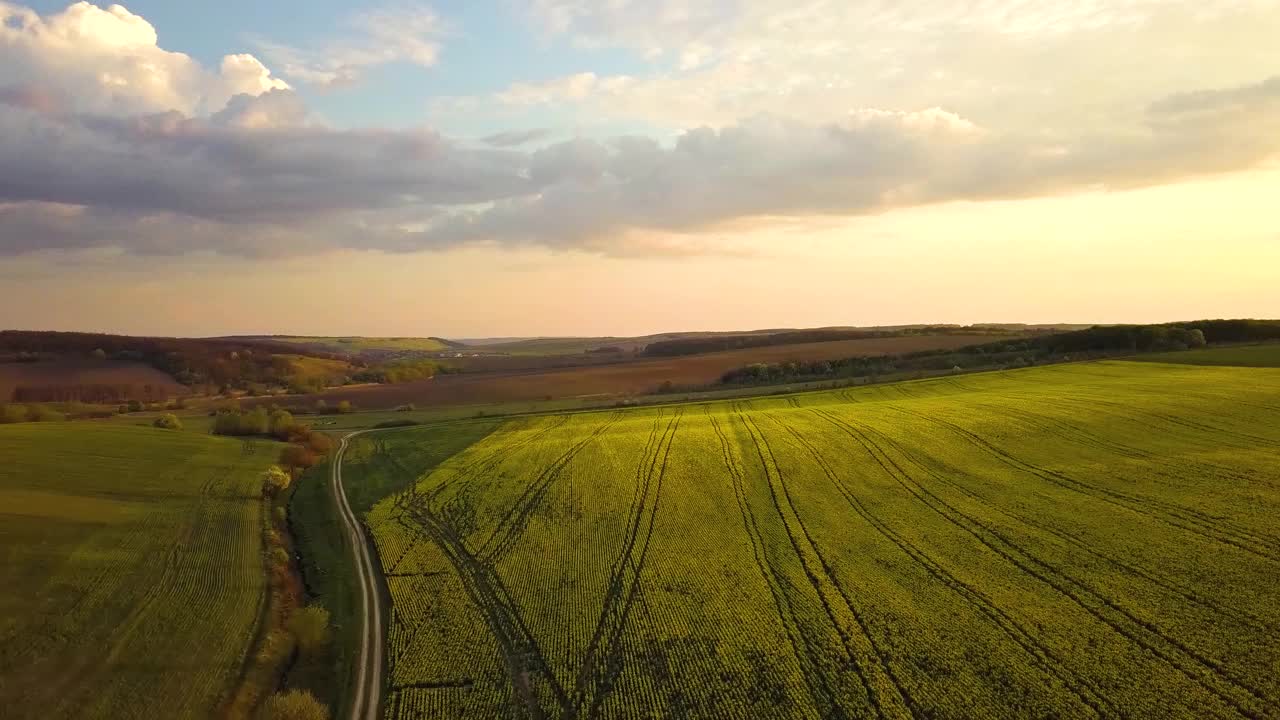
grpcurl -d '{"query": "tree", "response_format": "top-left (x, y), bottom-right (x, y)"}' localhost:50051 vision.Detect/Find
top-left (90, 348), bottom-right (107, 360)
top-left (288, 605), bottom-right (332, 658)
top-left (279, 444), bottom-right (318, 472)
top-left (153, 413), bottom-right (183, 430)
top-left (269, 408), bottom-right (296, 439)
top-left (314, 399), bottom-right (329, 414)
top-left (306, 431), bottom-right (334, 455)
top-left (261, 689), bottom-right (329, 720)
top-left (261, 465), bottom-right (291, 496)
top-left (335, 400), bottom-right (354, 414)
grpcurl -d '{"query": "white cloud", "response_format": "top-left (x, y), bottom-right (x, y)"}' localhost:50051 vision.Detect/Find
top-left (255, 4), bottom-right (444, 87)
top-left (500, 0), bottom-right (1280, 134)
top-left (3, 1), bottom-right (1280, 262)
top-left (0, 1), bottom-right (287, 116)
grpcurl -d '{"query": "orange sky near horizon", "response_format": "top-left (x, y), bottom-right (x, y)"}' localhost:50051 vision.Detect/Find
top-left (3, 167), bottom-right (1277, 338)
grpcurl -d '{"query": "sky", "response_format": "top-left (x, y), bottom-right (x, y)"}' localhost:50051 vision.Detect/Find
top-left (1, 1), bottom-right (1278, 338)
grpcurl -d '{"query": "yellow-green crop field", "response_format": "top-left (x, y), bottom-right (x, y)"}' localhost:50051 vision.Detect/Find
top-left (365, 360), bottom-right (1280, 719)
top-left (0, 424), bottom-right (275, 719)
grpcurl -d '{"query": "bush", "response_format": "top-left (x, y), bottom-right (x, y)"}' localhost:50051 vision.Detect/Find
top-left (269, 409), bottom-right (296, 439)
top-left (126, 400), bottom-right (144, 412)
top-left (395, 403), bottom-right (416, 412)
top-left (305, 431), bottom-right (334, 455)
top-left (279, 444), bottom-right (318, 471)
top-left (212, 407), bottom-right (270, 436)
top-left (1, 404), bottom-right (27, 424)
top-left (262, 465), bottom-right (292, 497)
top-left (261, 689), bottom-right (329, 720)
top-left (287, 605), bottom-right (332, 658)
top-left (25, 406), bottom-right (64, 422)
top-left (335, 400), bottom-right (354, 414)
top-left (153, 413), bottom-right (183, 430)
top-left (269, 547), bottom-right (290, 567)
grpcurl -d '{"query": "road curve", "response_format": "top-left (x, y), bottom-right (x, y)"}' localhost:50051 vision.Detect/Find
top-left (331, 431), bottom-right (384, 720)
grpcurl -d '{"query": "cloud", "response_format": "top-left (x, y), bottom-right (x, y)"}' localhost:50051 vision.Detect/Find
top-left (1148, 75), bottom-right (1280, 116)
top-left (255, 4), bottom-right (444, 87)
top-left (0, 99), bottom-right (530, 223)
top-left (481, 128), bottom-right (556, 147)
top-left (4, 77), bottom-right (1280, 258)
top-left (3, 2), bottom-right (1280, 261)
top-left (211, 89), bottom-right (310, 129)
top-left (495, 0), bottom-right (1280, 136)
top-left (0, 1), bottom-right (287, 115)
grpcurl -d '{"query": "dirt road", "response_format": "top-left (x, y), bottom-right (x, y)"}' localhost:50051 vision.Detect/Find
top-left (331, 432), bottom-right (384, 720)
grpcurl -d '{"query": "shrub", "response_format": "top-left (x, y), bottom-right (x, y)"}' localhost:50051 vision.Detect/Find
top-left (335, 400), bottom-right (354, 414)
top-left (1, 404), bottom-right (28, 424)
top-left (269, 409), bottom-right (296, 439)
top-left (26, 406), bottom-right (64, 422)
top-left (305, 431), bottom-right (334, 455)
top-left (279, 444), bottom-right (318, 472)
top-left (262, 465), bottom-right (292, 497)
top-left (153, 413), bottom-right (183, 430)
top-left (126, 400), bottom-right (144, 412)
top-left (395, 403), bottom-right (416, 412)
top-left (287, 605), bottom-right (332, 659)
top-left (261, 689), bottom-right (329, 720)
top-left (269, 547), bottom-right (290, 568)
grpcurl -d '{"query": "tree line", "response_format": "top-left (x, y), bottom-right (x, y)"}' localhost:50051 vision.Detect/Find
top-left (641, 326), bottom-right (1031, 358)
top-left (717, 320), bottom-right (1276, 388)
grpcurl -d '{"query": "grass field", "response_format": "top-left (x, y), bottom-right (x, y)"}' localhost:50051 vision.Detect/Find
top-left (262, 336), bottom-right (452, 354)
top-left (1135, 343), bottom-right (1280, 367)
top-left (279, 353), bottom-right (357, 385)
top-left (362, 360), bottom-right (1280, 719)
top-left (0, 424), bottom-right (277, 719)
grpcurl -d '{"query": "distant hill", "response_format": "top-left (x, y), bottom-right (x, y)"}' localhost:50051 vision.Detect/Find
top-left (457, 324), bottom-right (1094, 356)
top-left (0, 330), bottom-right (350, 402)
top-left (222, 335), bottom-right (466, 359)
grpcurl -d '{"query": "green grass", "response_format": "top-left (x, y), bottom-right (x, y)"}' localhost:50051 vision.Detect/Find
top-left (364, 360), bottom-right (1280, 718)
top-left (288, 419), bottom-right (498, 716)
top-left (0, 424), bottom-right (278, 719)
top-left (269, 336), bottom-right (452, 354)
top-left (1134, 343), bottom-right (1280, 367)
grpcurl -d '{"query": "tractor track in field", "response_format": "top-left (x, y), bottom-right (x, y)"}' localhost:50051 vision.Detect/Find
top-left (707, 410), bottom-right (840, 716)
top-left (398, 498), bottom-right (571, 719)
top-left (736, 407), bottom-right (917, 720)
top-left (836, 407), bottom-right (1276, 634)
top-left (476, 413), bottom-right (625, 566)
top-left (570, 410), bottom-right (682, 720)
top-left (814, 409), bottom-right (1270, 719)
top-left (887, 405), bottom-right (1280, 562)
top-left (777, 411), bottom-right (1117, 717)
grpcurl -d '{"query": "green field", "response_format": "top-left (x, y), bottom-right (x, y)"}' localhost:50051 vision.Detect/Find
top-left (0, 424), bottom-right (277, 719)
top-left (267, 336), bottom-right (452, 354)
top-left (361, 361), bottom-right (1280, 719)
top-left (1135, 343), bottom-right (1280, 367)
